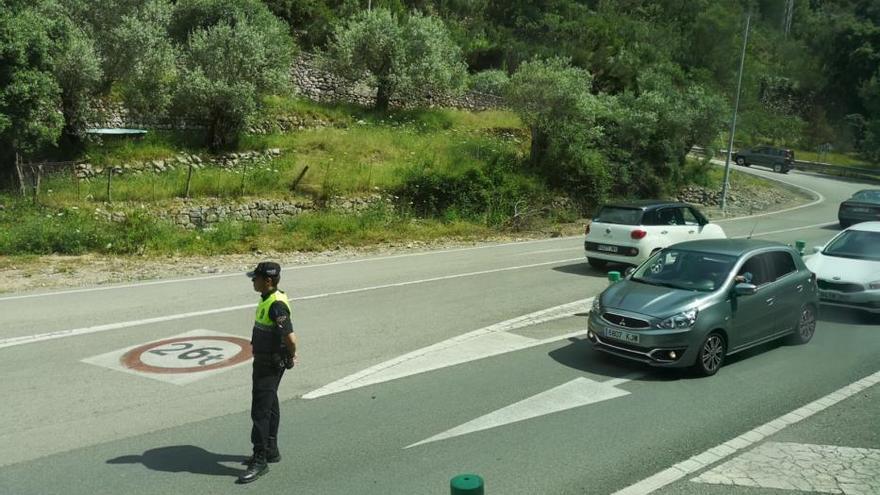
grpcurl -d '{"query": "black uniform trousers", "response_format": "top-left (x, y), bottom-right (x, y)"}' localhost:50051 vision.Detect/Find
top-left (251, 355), bottom-right (285, 456)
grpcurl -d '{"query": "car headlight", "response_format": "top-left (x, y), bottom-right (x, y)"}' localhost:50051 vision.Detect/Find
top-left (870, 281), bottom-right (880, 290)
top-left (591, 298), bottom-right (602, 314)
top-left (658, 308), bottom-right (699, 329)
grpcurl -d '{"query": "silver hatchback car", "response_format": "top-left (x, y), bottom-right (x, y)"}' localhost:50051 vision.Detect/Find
top-left (587, 239), bottom-right (819, 376)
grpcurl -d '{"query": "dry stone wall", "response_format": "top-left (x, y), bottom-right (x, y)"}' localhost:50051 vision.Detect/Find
top-left (290, 53), bottom-right (503, 112)
top-left (74, 149), bottom-right (283, 180)
top-left (94, 194), bottom-right (395, 229)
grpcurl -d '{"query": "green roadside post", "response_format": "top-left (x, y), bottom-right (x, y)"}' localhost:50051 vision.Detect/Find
top-left (451, 474), bottom-right (484, 495)
top-left (795, 240), bottom-right (806, 257)
top-left (608, 271), bottom-right (621, 284)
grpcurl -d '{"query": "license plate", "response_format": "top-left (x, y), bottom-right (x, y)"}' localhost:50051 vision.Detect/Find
top-left (597, 244), bottom-right (618, 253)
top-left (605, 327), bottom-right (639, 343)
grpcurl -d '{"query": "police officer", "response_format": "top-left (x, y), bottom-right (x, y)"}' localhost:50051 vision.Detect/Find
top-left (239, 261), bottom-right (298, 484)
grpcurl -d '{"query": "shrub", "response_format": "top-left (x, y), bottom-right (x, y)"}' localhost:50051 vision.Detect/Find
top-left (468, 69), bottom-right (509, 96)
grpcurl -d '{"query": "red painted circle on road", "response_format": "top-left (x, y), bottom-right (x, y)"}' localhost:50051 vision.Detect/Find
top-left (121, 336), bottom-right (252, 374)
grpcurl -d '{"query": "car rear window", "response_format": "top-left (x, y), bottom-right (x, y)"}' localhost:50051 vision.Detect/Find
top-left (851, 190), bottom-right (880, 203)
top-left (592, 207), bottom-right (643, 225)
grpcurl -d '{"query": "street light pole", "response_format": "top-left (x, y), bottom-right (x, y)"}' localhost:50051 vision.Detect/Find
top-left (720, 12), bottom-right (751, 213)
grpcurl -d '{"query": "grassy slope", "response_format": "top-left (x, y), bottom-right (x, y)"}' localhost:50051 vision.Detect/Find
top-left (0, 98), bottom-right (792, 257)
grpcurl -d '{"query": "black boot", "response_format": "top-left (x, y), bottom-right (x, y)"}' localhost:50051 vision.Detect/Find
top-left (242, 451), bottom-right (281, 465)
top-left (243, 438), bottom-right (281, 465)
top-left (238, 453), bottom-right (269, 484)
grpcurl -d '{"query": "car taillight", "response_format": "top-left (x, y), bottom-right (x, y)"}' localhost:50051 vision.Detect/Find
top-left (631, 229), bottom-right (647, 240)
top-left (585, 223), bottom-right (591, 236)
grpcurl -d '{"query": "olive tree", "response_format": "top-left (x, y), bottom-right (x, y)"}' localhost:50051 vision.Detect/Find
top-left (506, 57), bottom-right (604, 165)
top-left (506, 57), bottom-right (613, 208)
top-left (0, 0), bottom-right (64, 191)
top-left (323, 8), bottom-right (467, 111)
top-left (51, 13), bottom-right (103, 140)
top-left (172, 0), bottom-right (295, 149)
top-left (105, 0), bottom-right (179, 117)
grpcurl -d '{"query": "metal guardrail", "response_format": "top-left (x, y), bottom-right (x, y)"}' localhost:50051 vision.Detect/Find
top-left (690, 146), bottom-right (880, 183)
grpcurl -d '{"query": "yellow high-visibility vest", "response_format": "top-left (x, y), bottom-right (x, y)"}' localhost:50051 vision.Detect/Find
top-left (254, 291), bottom-right (291, 332)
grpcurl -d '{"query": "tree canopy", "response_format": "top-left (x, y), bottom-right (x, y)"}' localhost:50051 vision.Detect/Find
top-left (322, 7), bottom-right (466, 111)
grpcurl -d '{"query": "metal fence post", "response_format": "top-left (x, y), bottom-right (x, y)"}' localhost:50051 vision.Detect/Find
top-left (185, 163), bottom-right (194, 198)
top-left (106, 167), bottom-right (113, 203)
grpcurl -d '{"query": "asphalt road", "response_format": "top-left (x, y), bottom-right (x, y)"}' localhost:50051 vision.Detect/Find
top-left (0, 165), bottom-right (878, 495)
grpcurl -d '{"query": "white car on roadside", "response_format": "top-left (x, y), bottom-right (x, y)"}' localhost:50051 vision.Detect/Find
top-left (584, 200), bottom-right (727, 269)
top-left (805, 221), bottom-right (880, 313)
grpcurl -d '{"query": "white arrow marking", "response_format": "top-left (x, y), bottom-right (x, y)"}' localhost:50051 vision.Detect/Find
top-left (405, 377), bottom-right (632, 449)
top-left (302, 298), bottom-right (593, 399)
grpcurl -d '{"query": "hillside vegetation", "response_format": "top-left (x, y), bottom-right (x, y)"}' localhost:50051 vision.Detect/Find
top-left (2, 0), bottom-right (875, 256)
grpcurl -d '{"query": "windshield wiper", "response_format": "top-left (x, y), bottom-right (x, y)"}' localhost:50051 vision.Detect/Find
top-left (632, 278), bottom-right (683, 290)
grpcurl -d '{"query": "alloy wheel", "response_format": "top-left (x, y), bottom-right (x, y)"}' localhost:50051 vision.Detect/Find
top-left (798, 306), bottom-right (816, 341)
top-left (701, 334), bottom-right (724, 373)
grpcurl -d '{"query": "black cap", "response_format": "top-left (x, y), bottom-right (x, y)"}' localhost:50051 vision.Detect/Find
top-left (247, 261), bottom-right (281, 279)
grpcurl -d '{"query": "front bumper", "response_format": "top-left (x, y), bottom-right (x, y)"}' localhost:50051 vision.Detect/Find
top-left (818, 288), bottom-right (880, 313)
top-left (587, 311), bottom-right (697, 368)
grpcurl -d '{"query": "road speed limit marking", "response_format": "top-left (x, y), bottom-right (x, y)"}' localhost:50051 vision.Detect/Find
top-left (82, 330), bottom-right (252, 385)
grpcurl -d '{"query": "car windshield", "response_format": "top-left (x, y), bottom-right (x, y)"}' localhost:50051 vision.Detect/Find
top-left (632, 249), bottom-right (738, 292)
top-left (822, 230), bottom-right (880, 261)
top-left (592, 207), bottom-right (642, 225)
top-left (851, 190), bottom-right (880, 203)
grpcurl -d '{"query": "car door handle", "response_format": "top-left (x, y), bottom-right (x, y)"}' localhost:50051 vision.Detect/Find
top-left (766, 297), bottom-right (775, 305)
top-left (661, 231), bottom-right (668, 234)
top-left (688, 230), bottom-right (695, 234)
top-left (796, 284), bottom-right (804, 292)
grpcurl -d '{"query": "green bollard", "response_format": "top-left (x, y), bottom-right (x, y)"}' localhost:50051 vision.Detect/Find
top-left (608, 271), bottom-right (621, 284)
top-left (451, 474), bottom-right (484, 495)
top-left (795, 240), bottom-right (806, 257)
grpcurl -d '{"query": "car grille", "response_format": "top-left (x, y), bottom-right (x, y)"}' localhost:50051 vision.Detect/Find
top-left (602, 312), bottom-right (651, 329)
top-left (818, 280), bottom-right (864, 293)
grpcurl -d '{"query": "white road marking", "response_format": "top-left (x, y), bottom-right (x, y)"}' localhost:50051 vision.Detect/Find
top-left (735, 221), bottom-right (840, 239)
top-left (710, 160), bottom-right (826, 223)
top-left (691, 442), bottom-right (880, 493)
top-left (612, 369), bottom-right (880, 495)
top-left (405, 377), bottom-right (632, 449)
top-left (303, 298), bottom-right (593, 399)
top-left (81, 330), bottom-right (252, 385)
top-left (516, 247), bottom-right (582, 255)
top-left (0, 258), bottom-right (584, 350)
top-left (0, 237), bottom-right (578, 302)
top-left (0, 304), bottom-right (255, 350)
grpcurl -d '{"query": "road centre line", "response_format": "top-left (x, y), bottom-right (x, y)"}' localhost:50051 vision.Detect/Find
top-left (0, 237), bottom-right (576, 302)
top-left (612, 368), bottom-right (880, 495)
top-left (0, 257), bottom-right (583, 350)
top-left (734, 221), bottom-right (839, 239)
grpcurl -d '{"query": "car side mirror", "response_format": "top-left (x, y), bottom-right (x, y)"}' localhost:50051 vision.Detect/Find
top-left (812, 246), bottom-right (823, 254)
top-left (624, 267), bottom-right (635, 277)
top-left (734, 283), bottom-right (758, 296)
